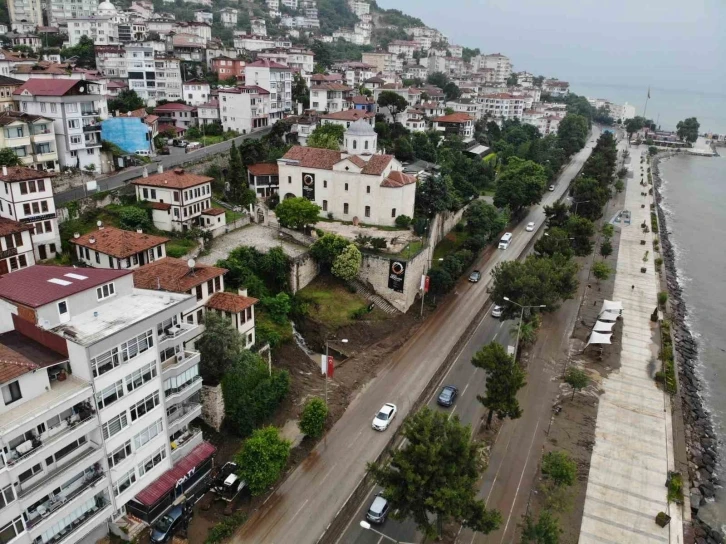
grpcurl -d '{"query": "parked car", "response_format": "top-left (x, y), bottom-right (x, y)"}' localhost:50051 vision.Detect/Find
top-left (151, 505), bottom-right (184, 543)
top-left (366, 493), bottom-right (390, 524)
top-left (526, 221), bottom-right (535, 232)
top-left (468, 270), bottom-right (482, 282)
top-left (437, 385), bottom-right (458, 407)
top-left (548, 185), bottom-right (555, 191)
top-left (491, 305), bottom-right (503, 318)
top-left (372, 403), bottom-right (397, 431)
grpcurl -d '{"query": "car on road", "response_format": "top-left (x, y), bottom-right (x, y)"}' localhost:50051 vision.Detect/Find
top-left (151, 505), bottom-right (185, 543)
top-left (526, 221), bottom-right (535, 232)
top-left (491, 305), bottom-right (503, 318)
top-left (372, 403), bottom-right (397, 431)
top-left (437, 385), bottom-right (458, 407)
top-left (548, 184), bottom-right (555, 191)
top-left (366, 494), bottom-right (390, 524)
top-left (468, 270), bottom-right (482, 282)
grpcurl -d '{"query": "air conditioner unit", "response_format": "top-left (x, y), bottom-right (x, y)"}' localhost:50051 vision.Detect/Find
top-left (176, 354), bottom-right (185, 363)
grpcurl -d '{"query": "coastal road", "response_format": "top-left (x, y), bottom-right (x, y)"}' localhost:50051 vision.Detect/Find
top-left (232, 130), bottom-right (600, 544)
top-left (53, 127), bottom-right (272, 205)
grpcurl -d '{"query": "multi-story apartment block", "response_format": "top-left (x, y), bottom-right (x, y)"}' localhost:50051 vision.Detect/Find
top-left (0, 166), bottom-right (60, 261)
top-left (309, 83), bottom-right (353, 113)
top-left (13, 79), bottom-right (106, 172)
top-left (541, 79), bottom-right (570, 97)
top-left (319, 109), bottom-right (374, 130)
top-left (133, 167), bottom-right (214, 232)
top-left (361, 52), bottom-right (403, 76)
top-left (210, 56), bottom-right (246, 78)
top-left (281, 0), bottom-right (298, 8)
top-left (103, 46), bottom-right (183, 104)
top-left (172, 22), bottom-right (212, 42)
top-left (0, 216), bottom-right (35, 274)
top-left (182, 80), bottom-right (210, 106)
top-left (244, 60), bottom-right (291, 121)
top-left (171, 34), bottom-right (206, 63)
top-left (7, 0), bottom-right (43, 28)
top-left (475, 53), bottom-right (512, 84)
top-left (154, 103), bottom-right (197, 130)
top-left (387, 40), bottom-right (418, 59)
top-left (153, 56), bottom-right (183, 102)
top-left (118, 21), bottom-right (148, 43)
top-left (348, 0), bottom-right (369, 16)
top-left (66, 16), bottom-right (119, 47)
top-left (0, 76), bottom-right (23, 112)
top-left (432, 112), bottom-right (474, 140)
top-left (71, 226), bottom-right (169, 269)
top-left (218, 86), bottom-right (270, 134)
top-left (516, 71), bottom-right (534, 88)
top-left (0, 112), bottom-right (59, 172)
top-left (197, 100), bottom-right (219, 126)
top-left (521, 110), bottom-right (563, 136)
top-left (48, 0), bottom-right (98, 25)
top-left (194, 10), bottom-right (213, 25)
top-left (331, 61), bottom-right (375, 88)
top-left (480, 92), bottom-right (524, 121)
top-left (446, 98), bottom-right (481, 119)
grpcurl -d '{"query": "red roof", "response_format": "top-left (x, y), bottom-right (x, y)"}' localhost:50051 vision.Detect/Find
top-left (0, 166), bottom-right (54, 183)
top-left (281, 147), bottom-right (394, 175)
top-left (433, 113), bottom-right (473, 123)
top-left (132, 168), bottom-right (212, 190)
top-left (201, 207), bottom-right (225, 216)
top-left (0, 265), bottom-right (131, 308)
top-left (320, 110), bottom-right (374, 121)
top-left (380, 171), bottom-right (416, 188)
top-left (70, 226), bottom-right (169, 259)
top-left (14, 79), bottom-right (81, 96)
top-left (206, 291), bottom-right (258, 313)
top-left (247, 163), bottom-right (279, 176)
top-left (134, 442), bottom-right (216, 506)
top-left (246, 59), bottom-right (289, 70)
top-left (154, 103), bottom-right (196, 112)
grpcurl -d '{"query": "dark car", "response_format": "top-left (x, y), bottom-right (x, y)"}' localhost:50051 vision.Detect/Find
top-left (468, 270), bottom-right (482, 283)
top-left (437, 385), bottom-right (458, 407)
top-left (366, 494), bottom-right (390, 524)
top-left (150, 505), bottom-right (184, 543)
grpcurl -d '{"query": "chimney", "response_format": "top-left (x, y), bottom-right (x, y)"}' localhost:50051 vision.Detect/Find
top-left (238, 287), bottom-right (248, 297)
top-left (157, 164), bottom-right (163, 174)
top-left (136, 229), bottom-right (143, 234)
top-left (1, 166), bottom-right (6, 176)
top-left (174, 168), bottom-right (184, 175)
top-left (142, 167), bottom-right (148, 178)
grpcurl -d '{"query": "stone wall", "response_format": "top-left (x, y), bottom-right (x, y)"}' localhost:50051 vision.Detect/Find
top-left (428, 206), bottom-right (467, 249)
top-left (201, 383), bottom-right (225, 431)
top-left (290, 252), bottom-right (319, 293)
top-left (57, 192), bottom-right (123, 225)
top-left (358, 249), bottom-right (428, 313)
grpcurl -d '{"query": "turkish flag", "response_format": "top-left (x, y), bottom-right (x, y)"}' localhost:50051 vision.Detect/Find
top-left (424, 275), bottom-right (430, 293)
top-left (327, 356), bottom-right (335, 378)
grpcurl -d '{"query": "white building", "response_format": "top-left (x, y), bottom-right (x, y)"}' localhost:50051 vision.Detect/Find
top-left (250, 17), bottom-right (266, 36)
top-left (13, 79), bottom-right (106, 172)
top-left (221, 8), bottom-right (239, 29)
top-left (319, 109), bottom-right (374, 131)
top-left (542, 79), bottom-right (569, 97)
top-left (7, 0), bottom-right (43, 28)
top-left (480, 92), bottom-right (524, 121)
top-left (66, 16), bottom-right (119, 46)
top-left (521, 110), bottom-right (563, 135)
top-left (48, 0), bottom-right (98, 25)
top-left (517, 71), bottom-right (534, 88)
top-left (309, 83), bottom-right (352, 113)
top-left (0, 215), bottom-right (35, 274)
top-left (475, 53), bottom-right (512, 84)
top-left (276, 120), bottom-right (416, 227)
top-left (194, 10), bottom-right (213, 24)
top-left (0, 166), bottom-right (60, 261)
top-left (361, 52), bottom-right (402, 76)
top-left (387, 41), bottom-right (418, 59)
top-left (197, 100), bottom-right (219, 126)
top-left (182, 80), bottom-right (210, 107)
top-left (71, 226), bottom-right (168, 269)
top-left (432, 112), bottom-right (475, 140)
top-left (218, 86), bottom-right (270, 135)
top-left (244, 60), bottom-right (291, 121)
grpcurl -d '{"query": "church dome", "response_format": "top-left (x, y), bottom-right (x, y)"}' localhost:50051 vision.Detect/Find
top-left (345, 118), bottom-right (376, 136)
top-left (98, 0), bottom-right (117, 13)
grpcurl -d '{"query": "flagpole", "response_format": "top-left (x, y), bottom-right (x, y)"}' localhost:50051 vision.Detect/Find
top-left (642, 87), bottom-right (650, 119)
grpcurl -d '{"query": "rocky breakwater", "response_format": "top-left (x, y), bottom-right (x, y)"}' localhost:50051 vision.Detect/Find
top-left (652, 155), bottom-right (724, 542)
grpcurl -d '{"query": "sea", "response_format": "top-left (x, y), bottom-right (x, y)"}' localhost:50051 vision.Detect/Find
top-left (658, 152), bottom-right (726, 526)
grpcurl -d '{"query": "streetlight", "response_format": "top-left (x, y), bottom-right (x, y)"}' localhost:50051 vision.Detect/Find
top-left (421, 257), bottom-right (444, 317)
top-left (503, 297), bottom-right (546, 362)
top-left (324, 337), bottom-right (347, 406)
top-left (359, 521), bottom-right (415, 544)
top-left (543, 232), bottom-right (575, 240)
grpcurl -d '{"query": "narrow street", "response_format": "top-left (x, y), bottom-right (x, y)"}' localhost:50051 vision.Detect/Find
top-left (232, 131), bottom-right (600, 544)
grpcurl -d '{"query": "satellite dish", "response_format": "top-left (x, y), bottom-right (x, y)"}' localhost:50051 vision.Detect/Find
top-left (97, 220), bottom-right (103, 227)
top-left (79, 86), bottom-right (85, 93)
top-left (187, 258), bottom-right (196, 268)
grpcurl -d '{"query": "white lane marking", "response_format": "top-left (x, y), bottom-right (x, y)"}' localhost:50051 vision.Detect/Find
top-left (290, 498), bottom-right (309, 524)
top-left (319, 463), bottom-right (338, 488)
top-left (447, 405), bottom-right (458, 420)
top-left (377, 537), bottom-right (384, 544)
top-left (485, 424), bottom-right (510, 505)
top-left (461, 382), bottom-right (470, 399)
top-left (499, 420), bottom-right (541, 543)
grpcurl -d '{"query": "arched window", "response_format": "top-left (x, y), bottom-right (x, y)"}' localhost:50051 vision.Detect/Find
top-left (364, 140), bottom-right (369, 150)
top-left (353, 140), bottom-right (357, 150)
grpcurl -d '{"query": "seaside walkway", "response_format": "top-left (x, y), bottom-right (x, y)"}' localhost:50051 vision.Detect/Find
top-left (580, 144), bottom-right (684, 544)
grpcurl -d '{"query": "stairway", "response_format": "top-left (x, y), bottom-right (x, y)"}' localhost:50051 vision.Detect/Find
top-left (349, 279), bottom-right (399, 315)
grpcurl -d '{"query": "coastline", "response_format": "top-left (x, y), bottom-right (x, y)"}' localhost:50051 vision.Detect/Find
top-left (652, 151), bottom-right (724, 539)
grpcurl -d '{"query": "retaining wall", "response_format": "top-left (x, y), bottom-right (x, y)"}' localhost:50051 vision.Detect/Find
top-left (290, 252), bottom-right (319, 293)
top-left (201, 383), bottom-right (225, 431)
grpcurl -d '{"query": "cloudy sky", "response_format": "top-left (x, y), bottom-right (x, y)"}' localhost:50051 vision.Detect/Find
top-left (378, 0), bottom-right (725, 92)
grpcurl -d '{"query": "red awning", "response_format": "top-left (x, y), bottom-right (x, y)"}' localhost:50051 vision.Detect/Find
top-left (134, 442), bottom-right (216, 506)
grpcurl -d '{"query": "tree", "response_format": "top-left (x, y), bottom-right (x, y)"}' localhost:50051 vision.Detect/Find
top-left (601, 223), bottom-right (614, 238)
top-left (464, 200), bottom-right (507, 239)
top-left (107, 89), bottom-right (145, 114)
top-left (506, 74), bottom-right (518, 86)
top-left (493, 158), bottom-right (547, 213)
top-left (541, 451), bottom-right (576, 487)
top-left (226, 140), bottom-right (246, 203)
top-left (599, 239), bottom-right (613, 259)
top-left (307, 123), bottom-right (345, 150)
top-left (543, 202), bottom-right (569, 228)
top-left (428, 267), bottom-right (454, 295)
top-left (377, 91), bottom-right (408, 123)
top-left (426, 71), bottom-right (449, 89)
top-left (565, 214), bottom-right (595, 256)
top-left (310, 233), bottom-right (349, 266)
top-left (557, 114), bottom-right (589, 156)
top-left (60, 35), bottom-right (96, 68)
top-left (393, 136), bottom-right (414, 161)
top-left (443, 82), bottom-right (461, 101)
top-left (676, 117), bottom-right (700, 143)
top-left (416, 174), bottom-right (461, 217)
top-left (291, 73), bottom-right (309, 109)
top-left (261, 292), bottom-right (291, 324)
top-left (520, 510), bottom-right (562, 544)
top-left (299, 397), bottom-right (328, 438)
top-left (533, 227), bottom-right (573, 259)
top-left (274, 197), bottom-right (321, 230)
top-left (236, 427), bottom-right (291, 495)
top-left (331, 244), bottom-right (362, 281)
top-left (368, 407), bottom-right (501, 539)
top-left (564, 367), bottom-right (589, 400)
top-left (197, 312), bottom-right (243, 385)
top-left (0, 148), bottom-right (20, 167)
top-left (118, 206), bottom-right (151, 231)
top-left (592, 261), bottom-right (611, 283)
top-left (624, 116), bottom-right (646, 141)
top-left (472, 343), bottom-right (526, 427)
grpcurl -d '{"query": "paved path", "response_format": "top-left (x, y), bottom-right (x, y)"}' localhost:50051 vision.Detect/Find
top-left (580, 144), bottom-right (684, 544)
top-left (197, 223), bottom-right (308, 265)
top-left (232, 132), bottom-right (600, 544)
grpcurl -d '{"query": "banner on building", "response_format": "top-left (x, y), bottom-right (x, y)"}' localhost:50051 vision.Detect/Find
top-left (302, 172), bottom-right (315, 201)
top-left (388, 259), bottom-right (407, 293)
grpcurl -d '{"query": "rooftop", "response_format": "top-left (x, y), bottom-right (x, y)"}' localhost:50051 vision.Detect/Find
top-left (246, 59), bottom-right (289, 70)
top-left (206, 291), bottom-right (258, 313)
top-left (380, 171), bottom-right (416, 188)
top-left (70, 226), bottom-right (169, 259)
top-left (320, 109), bottom-right (374, 121)
top-left (13, 79), bottom-right (88, 97)
top-left (0, 266), bottom-right (131, 308)
top-left (132, 168), bottom-right (212, 189)
top-left (0, 166), bottom-right (54, 183)
top-left (0, 330), bottom-right (67, 384)
top-left (154, 103), bottom-right (196, 112)
top-left (133, 257), bottom-right (227, 293)
top-left (247, 163), bottom-right (279, 176)
top-left (0, 217), bottom-right (33, 236)
top-left (433, 113), bottom-right (474, 123)
top-left (280, 147), bottom-right (394, 176)
top-left (51, 289), bottom-right (191, 347)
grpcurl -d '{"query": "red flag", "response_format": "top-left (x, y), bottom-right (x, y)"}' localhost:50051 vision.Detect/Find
top-left (424, 275), bottom-right (430, 293)
top-left (327, 356), bottom-right (334, 378)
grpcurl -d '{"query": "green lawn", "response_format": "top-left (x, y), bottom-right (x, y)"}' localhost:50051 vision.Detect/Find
top-left (433, 230), bottom-right (470, 261)
top-left (200, 135), bottom-right (225, 146)
top-left (392, 239), bottom-right (424, 259)
top-left (225, 209), bottom-right (245, 223)
top-left (166, 238), bottom-right (198, 258)
top-left (298, 277), bottom-right (387, 329)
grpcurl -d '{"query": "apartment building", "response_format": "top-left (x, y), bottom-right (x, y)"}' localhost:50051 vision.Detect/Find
top-left (348, 0), bottom-right (369, 16)
top-left (0, 217), bottom-right (35, 274)
top-left (309, 83), bottom-right (353, 113)
top-left (361, 52), bottom-right (402, 76)
top-left (12, 79), bottom-right (107, 171)
top-left (244, 60), bottom-right (291, 121)
top-left (475, 53), bottom-right (512, 84)
top-left (197, 100), bottom-right (219, 126)
top-left (446, 98), bottom-right (481, 119)
top-left (0, 76), bottom-right (23, 112)
top-left (542, 79), bottom-right (570, 97)
top-left (432, 112), bottom-right (474, 140)
top-left (319, 109), bottom-right (374, 130)
top-left (71, 226), bottom-right (169, 270)
top-left (218, 86), bottom-right (270, 134)
top-left (387, 41), bottom-right (418, 59)
top-left (0, 166), bottom-right (60, 261)
top-left (153, 103), bottom-right (196, 130)
top-left (0, 112), bottom-right (59, 172)
top-left (210, 56), bottom-right (245, 78)
top-left (480, 92), bottom-right (524, 121)
top-left (221, 8), bottom-right (239, 29)
top-left (6, 0), bottom-right (43, 28)
top-left (194, 10), bottom-right (213, 24)
top-left (521, 110), bottom-right (563, 135)
top-left (181, 80), bottom-right (210, 107)
top-left (48, 0), bottom-right (98, 25)
top-left (66, 16), bottom-right (119, 47)
top-left (331, 61), bottom-right (375, 88)
top-left (132, 168), bottom-right (214, 232)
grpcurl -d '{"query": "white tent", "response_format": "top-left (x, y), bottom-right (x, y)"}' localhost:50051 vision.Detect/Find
top-left (586, 331), bottom-right (612, 347)
top-left (602, 300), bottom-right (623, 312)
top-left (593, 320), bottom-right (615, 332)
top-left (599, 309), bottom-right (621, 321)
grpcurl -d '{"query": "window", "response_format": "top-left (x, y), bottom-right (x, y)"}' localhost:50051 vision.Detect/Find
top-left (323, 180), bottom-right (327, 188)
top-left (322, 200), bottom-right (327, 211)
top-left (0, 486), bottom-right (15, 511)
top-left (68, 119), bottom-right (80, 130)
top-left (126, 361), bottom-right (157, 392)
top-left (18, 464), bottom-right (42, 483)
top-left (391, 208), bottom-right (396, 218)
top-left (1, 381), bottom-right (21, 406)
top-left (44, 220), bottom-right (51, 233)
top-left (133, 418), bottom-right (163, 450)
top-left (364, 140), bottom-right (369, 150)
top-left (130, 391), bottom-right (160, 421)
top-left (288, 176), bottom-right (291, 184)
top-left (114, 468), bottom-right (136, 496)
top-left (214, 276), bottom-right (221, 291)
top-left (138, 445), bottom-right (166, 476)
top-left (366, 186), bottom-right (370, 194)
top-left (23, 204), bottom-right (30, 216)
top-left (163, 364), bottom-right (199, 398)
top-left (96, 282), bottom-right (115, 300)
top-left (94, 251), bottom-right (100, 264)
top-left (343, 203), bottom-right (349, 215)
top-left (96, 380), bottom-right (124, 410)
top-left (107, 441), bottom-right (132, 469)
top-left (0, 517), bottom-right (24, 543)
top-left (121, 330), bottom-right (154, 362)
top-left (19, 182), bottom-right (27, 195)
top-left (195, 285), bottom-right (203, 301)
top-left (102, 412), bottom-right (128, 440)
top-left (142, 188), bottom-right (148, 199)
top-left (344, 183), bottom-right (348, 191)
top-left (365, 206), bottom-right (370, 218)
top-left (91, 347), bottom-right (120, 377)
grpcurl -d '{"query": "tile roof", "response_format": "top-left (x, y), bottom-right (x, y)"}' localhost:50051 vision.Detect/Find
top-left (380, 170), bottom-right (416, 188)
top-left (70, 226), bottom-right (169, 259)
top-left (0, 76), bottom-right (24, 86)
top-left (201, 207), bottom-right (225, 216)
top-left (0, 266), bottom-right (131, 308)
top-left (280, 147), bottom-right (394, 175)
top-left (482, 93), bottom-right (519, 99)
top-left (154, 103), bottom-right (196, 112)
top-left (247, 163), bottom-right (279, 176)
top-left (150, 202), bottom-right (172, 211)
top-left (13, 79), bottom-right (81, 96)
top-left (351, 96), bottom-right (374, 105)
top-left (0, 111), bottom-right (53, 127)
top-left (246, 59), bottom-right (289, 69)
top-left (360, 154), bottom-right (394, 175)
top-left (364, 76), bottom-right (385, 83)
top-left (433, 113), bottom-right (474, 123)
top-left (0, 166), bottom-right (54, 183)
top-left (132, 168), bottom-right (212, 189)
top-left (310, 83), bottom-right (352, 92)
top-left (206, 291), bottom-right (258, 313)
top-left (0, 217), bottom-right (32, 236)
top-left (320, 109), bottom-right (374, 121)
top-left (133, 257), bottom-right (227, 293)
top-left (0, 342), bottom-right (38, 384)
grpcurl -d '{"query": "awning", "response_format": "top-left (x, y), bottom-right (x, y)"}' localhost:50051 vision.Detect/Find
top-left (598, 309), bottom-right (621, 321)
top-left (465, 144), bottom-right (490, 156)
top-left (134, 441), bottom-right (216, 507)
top-left (593, 321), bottom-right (615, 332)
top-left (601, 300), bottom-right (623, 312)
top-left (586, 331), bottom-right (612, 346)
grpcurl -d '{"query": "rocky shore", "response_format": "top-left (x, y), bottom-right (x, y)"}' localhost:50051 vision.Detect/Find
top-left (652, 153), bottom-right (723, 542)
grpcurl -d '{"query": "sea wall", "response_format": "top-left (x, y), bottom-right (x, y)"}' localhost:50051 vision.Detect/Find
top-left (652, 154), bottom-right (723, 540)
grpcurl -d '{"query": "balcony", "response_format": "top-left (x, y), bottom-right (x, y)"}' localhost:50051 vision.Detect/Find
top-left (80, 109), bottom-right (99, 118)
top-left (32, 496), bottom-right (112, 544)
top-left (162, 350), bottom-right (200, 379)
top-left (31, 130), bottom-right (55, 143)
top-left (82, 124), bottom-right (101, 133)
top-left (167, 402), bottom-right (201, 435)
top-left (34, 151), bottom-right (58, 163)
top-left (164, 375), bottom-right (202, 404)
top-left (158, 322), bottom-right (198, 345)
top-left (170, 428), bottom-right (202, 463)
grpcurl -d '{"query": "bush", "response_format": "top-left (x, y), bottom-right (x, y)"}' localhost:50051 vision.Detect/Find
top-left (394, 215), bottom-right (412, 228)
top-left (454, 222), bottom-right (465, 232)
top-left (428, 267), bottom-right (454, 294)
top-left (658, 291), bottom-right (668, 307)
top-left (236, 427), bottom-right (291, 496)
top-left (441, 254), bottom-right (463, 278)
top-left (461, 234), bottom-right (488, 252)
top-left (370, 237), bottom-right (387, 250)
top-left (541, 450), bottom-right (577, 487)
top-left (350, 306), bottom-right (369, 320)
top-left (262, 293), bottom-right (291, 325)
top-left (118, 206), bottom-right (151, 231)
top-left (655, 257), bottom-right (663, 269)
top-left (204, 513), bottom-right (247, 544)
top-left (299, 397), bottom-right (328, 438)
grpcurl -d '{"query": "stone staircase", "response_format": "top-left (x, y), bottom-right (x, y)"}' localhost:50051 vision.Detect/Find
top-left (350, 279), bottom-right (399, 315)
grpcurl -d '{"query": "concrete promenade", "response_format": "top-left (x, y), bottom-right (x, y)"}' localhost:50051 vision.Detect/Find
top-left (580, 144), bottom-right (684, 544)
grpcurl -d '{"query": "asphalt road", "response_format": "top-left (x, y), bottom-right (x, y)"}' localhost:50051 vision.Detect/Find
top-left (232, 130), bottom-right (600, 544)
top-left (53, 127), bottom-right (272, 205)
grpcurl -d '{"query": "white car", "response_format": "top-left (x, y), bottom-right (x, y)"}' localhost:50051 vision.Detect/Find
top-left (372, 403), bottom-right (397, 431)
top-left (491, 305), bottom-right (503, 318)
top-left (548, 185), bottom-right (555, 191)
top-left (526, 221), bottom-right (535, 232)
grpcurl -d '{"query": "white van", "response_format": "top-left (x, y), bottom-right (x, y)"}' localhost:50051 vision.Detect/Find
top-left (498, 232), bottom-right (513, 249)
